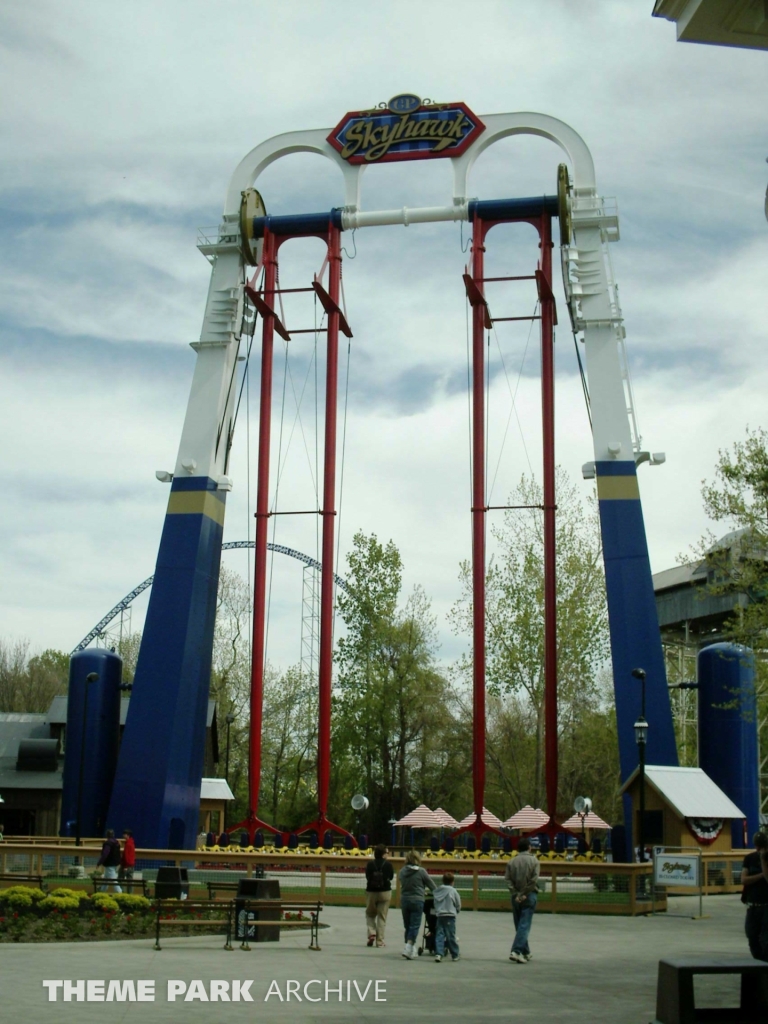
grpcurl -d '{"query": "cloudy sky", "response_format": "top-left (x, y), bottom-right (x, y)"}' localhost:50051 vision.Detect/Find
top-left (0, 1), bottom-right (765, 672)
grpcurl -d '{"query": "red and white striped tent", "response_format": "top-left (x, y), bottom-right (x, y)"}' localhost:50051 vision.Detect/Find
top-left (457, 807), bottom-right (504, 829)
top-left (502, 806), bottom-right (549, 830)
top-left (393, 804), bottom-right (445, 828)
top-left (561, 811), bottom-right (611, 830)
top-left (433, 807), bottom-right (459, 828)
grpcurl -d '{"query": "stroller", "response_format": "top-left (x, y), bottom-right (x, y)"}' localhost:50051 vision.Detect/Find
top-left (418, 891), bottom-right (437, 956)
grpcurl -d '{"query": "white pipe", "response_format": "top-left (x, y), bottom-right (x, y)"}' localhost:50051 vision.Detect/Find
top-left (341, 203), bottom-right (469, 230)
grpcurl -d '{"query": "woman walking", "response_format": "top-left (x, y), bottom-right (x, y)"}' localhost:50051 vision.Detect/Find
top-left (398, 850), bottom-right (436, 959)
top-left (365, 844), bottom-right (394, 947)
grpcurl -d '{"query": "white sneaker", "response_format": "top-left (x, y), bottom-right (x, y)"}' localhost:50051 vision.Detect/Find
top-left (523, 953), bottom-right (533, 961)
top-left (434, 955), bottom-right (442, 962)
top-left (509, 951), bottom-right (526, 963)
top-left (403, 942), bottom-right (415, 959)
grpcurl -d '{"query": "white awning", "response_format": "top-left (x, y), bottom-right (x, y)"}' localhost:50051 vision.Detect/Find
top-left (200, 777), bottom-right (235, 801)
top-left (620, 766), bottom-right (745, 820)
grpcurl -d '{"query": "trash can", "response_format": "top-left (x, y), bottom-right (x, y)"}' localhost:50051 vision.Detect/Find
top-left (155, 867), bottom-right (189, 899)
top-left (235, 878), bottom-right (280, 942)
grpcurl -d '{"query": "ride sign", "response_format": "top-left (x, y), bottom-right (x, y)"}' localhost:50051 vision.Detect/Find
top-left (328, 100), bottom-right (485, 164)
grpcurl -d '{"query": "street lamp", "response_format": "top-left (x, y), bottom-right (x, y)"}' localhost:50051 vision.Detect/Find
top-left (632, 667), bottom-right (648, 864)
top-left (224, 712), bottom-right (235, 786)
top-left (75, 671), bottom-right (99, 848)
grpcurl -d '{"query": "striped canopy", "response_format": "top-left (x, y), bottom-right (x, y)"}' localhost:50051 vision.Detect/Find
top-left (457, 807), bottom-right (504, 829)
top-left (561, 811), bottom-right (611, 830)
top-left (502, 806), bottom-right (549, 830)
top-left (393, 804), bottom-right (444, 828)
top-left (433, 807), bottom-right (459, 828)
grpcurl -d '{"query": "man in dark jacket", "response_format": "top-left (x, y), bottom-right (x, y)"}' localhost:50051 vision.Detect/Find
top-left (742, 831), bottom-right (768, 961)
top-left (97, 829), bottom-right (123, 893)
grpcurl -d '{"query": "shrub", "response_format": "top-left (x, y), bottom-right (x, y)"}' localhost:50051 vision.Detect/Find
top-left (39, 895), bottom-right (81, 912)
top-left (111, 894), bottom-right (151, 912)
top-left (1, 891), bottom-right (35, 910)
top-left (49, 888), bottom-right (89, 901)
top-left (90, 895), bottom-right (120, 913)
top-left (0, 885), bottom-right (45, 903)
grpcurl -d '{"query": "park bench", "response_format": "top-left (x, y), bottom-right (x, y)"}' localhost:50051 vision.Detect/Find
top-left (0, 873), bottom-right (47, 891)
top-left (90, 876), bottom-right (149, 897)
top-left (653, 957), bottom-right (768, 1024)
top-left (206, 873), bottom-right (264, 900)
top-left (153, 898), bottom-right (323, 952)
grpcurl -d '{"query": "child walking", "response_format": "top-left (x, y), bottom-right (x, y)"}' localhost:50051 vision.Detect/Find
top-left (432, 871), bottom-right (461, 962)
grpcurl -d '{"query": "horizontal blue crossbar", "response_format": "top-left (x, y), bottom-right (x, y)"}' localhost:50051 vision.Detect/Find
top-left (252, 209), bottom-right (344, 238)
top-left (468, 196), bottom-right (558, 220)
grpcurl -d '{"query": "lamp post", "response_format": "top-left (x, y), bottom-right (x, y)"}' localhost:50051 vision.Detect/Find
top-left (75, 671), bottom-right (99, 848)
top-left (632, 667), bottom-right (648, 864)
top-left (224, 712), bottom-right (235, 786)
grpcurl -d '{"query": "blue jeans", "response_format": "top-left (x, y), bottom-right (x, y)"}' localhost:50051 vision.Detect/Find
top-left (511, 893), bottom-right (537, 955)
top-left (435, 916), bottom-right (459, 958)
top-left (401, 900), bottom-right (423, 943)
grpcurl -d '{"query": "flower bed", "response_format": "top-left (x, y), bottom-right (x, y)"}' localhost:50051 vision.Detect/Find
top-left (0, 886), bottom-right (157, 943)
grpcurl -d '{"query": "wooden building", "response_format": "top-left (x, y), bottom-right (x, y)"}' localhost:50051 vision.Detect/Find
top-left (621, 765), bottom-right (746, 854)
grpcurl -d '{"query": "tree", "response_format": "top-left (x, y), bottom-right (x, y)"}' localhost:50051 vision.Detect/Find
top-left (450, 470), bottom-right (612, 814)
top-left (333, 532), bottom-right (458, 839)
top-left (0, 640), bottom-right (69, 713)
top-left (692, 427), bottom-right (768, 805)
top-left (696, 426), bottom-right (768, 648)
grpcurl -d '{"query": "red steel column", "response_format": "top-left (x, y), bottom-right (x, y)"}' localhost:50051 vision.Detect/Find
top-left (470, 217), bottom-right (487, 822)
top-left (540, 214), bottom-right (558, 821)
top-left (317, 225), bottom-right (342, 819)
top-left (248, 229), bottom-right (278, 825)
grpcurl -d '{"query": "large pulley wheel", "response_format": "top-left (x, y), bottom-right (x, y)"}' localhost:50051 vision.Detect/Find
top-left (240, 187), bottom-right (266, 266)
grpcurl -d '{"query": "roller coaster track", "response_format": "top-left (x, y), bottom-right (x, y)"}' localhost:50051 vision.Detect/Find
top-left (71, 541), bottom-right (349, 654)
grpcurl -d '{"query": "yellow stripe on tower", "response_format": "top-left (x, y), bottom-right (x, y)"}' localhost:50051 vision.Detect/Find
top-left (596, 476), bottom-right (640, 501)
top-left (167, 490), bottom-right (226, 527)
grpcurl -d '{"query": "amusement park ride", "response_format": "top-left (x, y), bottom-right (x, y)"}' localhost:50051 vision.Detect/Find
top-left (105, 98), bottom-right (679, 849)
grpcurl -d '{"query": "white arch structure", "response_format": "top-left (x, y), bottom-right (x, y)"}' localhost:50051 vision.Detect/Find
top-left (105, 106), bottom-right (677, 852)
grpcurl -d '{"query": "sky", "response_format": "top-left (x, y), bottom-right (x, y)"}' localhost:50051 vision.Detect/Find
top-left (0, 1), bottom-right (765, 673)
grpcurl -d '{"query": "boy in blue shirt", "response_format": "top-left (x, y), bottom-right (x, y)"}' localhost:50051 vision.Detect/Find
top-left (432, 871), bottom-right (461, 962)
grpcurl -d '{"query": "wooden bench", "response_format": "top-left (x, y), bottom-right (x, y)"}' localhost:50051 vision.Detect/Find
top-left (0, 873), bottom-right (47, 891)
top-left (153, 899), bottom-right (323, 952)
top-left (91, 876), bottom-right (149, 897)
top-left (653, 958), bottom-right (768, 1024)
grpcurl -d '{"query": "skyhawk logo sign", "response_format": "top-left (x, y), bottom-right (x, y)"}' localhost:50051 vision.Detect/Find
top-left (328, 100), bottom-right (485, 164)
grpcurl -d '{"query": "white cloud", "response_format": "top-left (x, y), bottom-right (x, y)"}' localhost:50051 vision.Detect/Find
top-left (0, 0), bottom-right (765, 668)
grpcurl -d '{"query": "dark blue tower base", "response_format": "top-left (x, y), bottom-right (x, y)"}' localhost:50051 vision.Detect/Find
top-left (107, 477), bottom-right (225, 849)
top-left (596, 461), bottom-right (678, 852)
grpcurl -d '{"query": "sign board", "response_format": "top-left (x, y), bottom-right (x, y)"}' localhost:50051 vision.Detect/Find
top-left (328, 99), bottom-right (485, 164)
top-left (653, 851), bottom-right (700, 888)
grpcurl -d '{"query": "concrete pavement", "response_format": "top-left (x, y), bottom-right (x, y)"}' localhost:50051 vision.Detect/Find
top-left (1, 895), bottom-right (752, 1023)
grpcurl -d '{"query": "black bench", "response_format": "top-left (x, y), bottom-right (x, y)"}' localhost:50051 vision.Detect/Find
top-left (0, 873), bottom-right (47, 891)
top-left (91, 876), bottom-right (149, 897)
top-left (653, 958), bottom-right (768, 1024)
top-left (153, 898), bottom-right (323, 952)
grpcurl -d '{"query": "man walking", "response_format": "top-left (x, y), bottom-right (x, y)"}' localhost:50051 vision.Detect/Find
top-left (118, 828), bottom-right (136, 891)
top-left (742, 831), bottom-right (768, 962)
top-left (505, 837), bottom-right (539, 963)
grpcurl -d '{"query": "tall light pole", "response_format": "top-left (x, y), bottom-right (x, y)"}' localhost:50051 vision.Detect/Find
top-left (224, 712), bottom-right (235, 786)
top-left (75, 671), bottom-right (99, 848)
top-left (632, 667), bottom-right (648, 864)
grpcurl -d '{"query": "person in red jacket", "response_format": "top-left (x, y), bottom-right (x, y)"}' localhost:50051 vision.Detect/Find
top-left (119, 829), bottom-right (136, 891)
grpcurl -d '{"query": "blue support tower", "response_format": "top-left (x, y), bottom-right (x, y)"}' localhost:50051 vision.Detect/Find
top-left (107, 477), bottom-right (226, 848)
top-left (60, 649), bottom-right (122, 839)
top-left (698, 643), bottom-right (759, 847)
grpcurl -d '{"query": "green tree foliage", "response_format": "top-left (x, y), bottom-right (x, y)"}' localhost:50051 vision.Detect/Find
top-left (0, 640), bottom-right (69, 712)
top-left (451, 471), bottom-right (616, 819)
top-left (693, 426), bottom-right (768, 800)
top-left (333, 532), bottom-right (461, 839)
top-left (697, 427), bottom-right (768, 647)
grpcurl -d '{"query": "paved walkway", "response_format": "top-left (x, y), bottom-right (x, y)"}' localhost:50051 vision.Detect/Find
top-left (2, 895), bottom-right (752, 1023)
